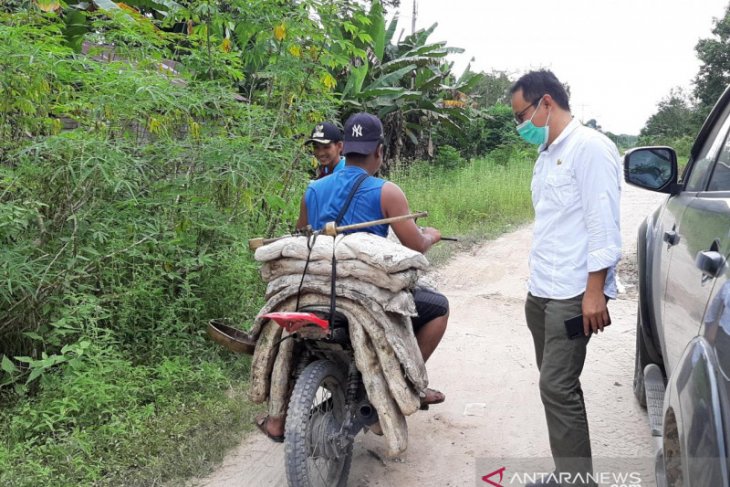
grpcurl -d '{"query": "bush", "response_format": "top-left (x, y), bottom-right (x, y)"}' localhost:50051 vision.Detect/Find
top-left (489, 144), bottom-right (516, 166)
top-left (433, 144), bottom-right (463, 169)
top-left (0, 11), bottom-right (324, 486)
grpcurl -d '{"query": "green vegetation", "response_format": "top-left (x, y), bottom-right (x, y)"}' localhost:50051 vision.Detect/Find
top-left (1, 351), bottom-right (256, 486)
top-left (638, 3), bottom-right (730, 155)
top-left (0, 3), bottom-right (533, 486)
top-left (0, 8), bottom-right (294, 486)
top-left (3, 0), bottom-right (726, 483)
top-left (694, 4), bottom-right (730, 118)
top-left (392, 150), bottom-right (534, 240)
top-left (391, 149), bottom-right (535, 265)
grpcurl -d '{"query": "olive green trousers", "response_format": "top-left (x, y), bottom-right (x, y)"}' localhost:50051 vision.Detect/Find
top-left (525, 292), bottom-right (596, 487)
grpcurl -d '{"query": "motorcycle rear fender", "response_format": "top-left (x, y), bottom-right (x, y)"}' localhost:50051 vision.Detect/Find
top-left (260, 312), bottom-right (330, 334)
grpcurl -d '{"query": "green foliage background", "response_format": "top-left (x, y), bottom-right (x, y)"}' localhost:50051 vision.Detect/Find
top-left (638, 3), bottom-right (730, 160)
top-left (0, 3), bottom-right (534, 485)
top-left (3, 0), bottom-right (727, 483)
top-left (0, 8), bottom-right (318, 485)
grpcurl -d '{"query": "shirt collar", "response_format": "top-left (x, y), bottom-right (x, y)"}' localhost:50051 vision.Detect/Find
top-left (540, 117), bottom-right (580, 153)
top-left (343, 165), bottom-right (367, 175)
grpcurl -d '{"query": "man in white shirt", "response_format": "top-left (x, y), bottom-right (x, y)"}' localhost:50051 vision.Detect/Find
top-left (510, 70), bottom-right (621, 487)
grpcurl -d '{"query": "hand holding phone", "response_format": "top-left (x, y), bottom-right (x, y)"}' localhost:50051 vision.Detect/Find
top-left (565, 311), bottom-right (611, 339)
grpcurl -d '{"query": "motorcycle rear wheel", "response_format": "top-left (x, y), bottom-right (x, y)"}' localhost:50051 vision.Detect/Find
top-left (285, 359), bottom-right (352, 487)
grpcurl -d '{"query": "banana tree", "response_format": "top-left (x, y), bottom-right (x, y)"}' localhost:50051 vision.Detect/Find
top-left (337, 1), bottom-right (482, 165)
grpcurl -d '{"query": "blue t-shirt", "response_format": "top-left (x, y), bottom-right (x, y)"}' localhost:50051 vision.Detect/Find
top-left (317, 157), bottom-right (345, 179)
top-left (324, 157), bottom-right (345, 174)
top-left (305, 165), bottom-right (387, 237)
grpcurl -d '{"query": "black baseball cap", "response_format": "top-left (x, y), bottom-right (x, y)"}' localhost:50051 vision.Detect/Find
top-left (304, 122), bottom-right (342, 145)
top-left (343, 112), bottom-right (384, 156)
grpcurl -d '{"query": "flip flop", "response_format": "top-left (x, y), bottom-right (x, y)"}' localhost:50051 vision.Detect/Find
top-left (255, 414), bottom-right (285, 443)
top-left (419, 388), bottom-right (446, 410)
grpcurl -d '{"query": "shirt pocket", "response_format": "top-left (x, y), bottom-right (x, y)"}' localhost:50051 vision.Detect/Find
top-left (543, 172), bottom-right (574, 206)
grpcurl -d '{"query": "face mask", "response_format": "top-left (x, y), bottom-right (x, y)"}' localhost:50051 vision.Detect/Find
top-left (516, 97), bottom-right (550, 145)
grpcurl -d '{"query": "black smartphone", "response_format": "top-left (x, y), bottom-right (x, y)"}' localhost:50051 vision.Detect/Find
top-left (564, 311), bottom-right (611, 339)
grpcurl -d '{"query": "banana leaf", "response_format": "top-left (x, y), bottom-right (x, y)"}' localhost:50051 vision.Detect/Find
top-left (384, 14), bottom-right (399, 48)
top-left (357, 87), bottom-right (409, 99)
top-left (414, 73), bottom-right (444, 93)
top-left (365, 64), bottom-right (416, 90)
top-left (341, 62), bottom-right (369, 97)
top-left (368, 0), bottom-right (386, 62)
top-left (62, 8), bottom-right (89, 52)
top-left (374, 56), bottom-right (435, 74)
top-left (93, 0), bottom-right (123, 11)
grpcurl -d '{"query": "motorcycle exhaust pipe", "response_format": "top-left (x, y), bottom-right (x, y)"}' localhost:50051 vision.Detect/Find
top-left (356, 400), bottom-right (378, 426)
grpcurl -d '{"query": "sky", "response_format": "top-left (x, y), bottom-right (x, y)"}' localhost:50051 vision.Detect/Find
top-left (393, 0), bottom-right (729, 135)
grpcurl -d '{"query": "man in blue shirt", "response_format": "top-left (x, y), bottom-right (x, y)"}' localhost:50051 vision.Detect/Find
top-left (257, 113), bottom-right (449, 441)
top-left (305, 121), bottom-right (346, 179)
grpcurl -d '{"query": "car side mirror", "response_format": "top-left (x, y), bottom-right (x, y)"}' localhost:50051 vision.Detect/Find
top-left (623, 146), bottom-right (679, 194)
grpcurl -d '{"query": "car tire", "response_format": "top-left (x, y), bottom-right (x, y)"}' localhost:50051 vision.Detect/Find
top-left (633, 304), bottom-right (652, 408)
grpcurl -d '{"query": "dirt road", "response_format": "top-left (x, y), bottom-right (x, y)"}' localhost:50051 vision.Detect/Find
top-left (198, 184), bottom-right (666, 487)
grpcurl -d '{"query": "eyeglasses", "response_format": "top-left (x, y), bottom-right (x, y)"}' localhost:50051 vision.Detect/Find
top-left (514, 102), bottom-right (535, 124)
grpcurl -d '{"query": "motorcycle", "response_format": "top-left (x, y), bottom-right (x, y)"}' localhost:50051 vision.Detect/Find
top-left (214, 212), bottom-right (454, 486)
top-left (262, 305), bottom-right (379, 487)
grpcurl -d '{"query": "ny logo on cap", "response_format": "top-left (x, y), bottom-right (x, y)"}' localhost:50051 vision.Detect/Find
top-left (313, 125), bottom-right (325, 138)
top-left (351, 124), bottom-right (363, 138)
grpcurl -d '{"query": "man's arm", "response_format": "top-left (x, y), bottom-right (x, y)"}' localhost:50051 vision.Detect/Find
top-left (574, 137), bottom-right (622, 335)
top-left (381, 182), bottom-right (440, 253)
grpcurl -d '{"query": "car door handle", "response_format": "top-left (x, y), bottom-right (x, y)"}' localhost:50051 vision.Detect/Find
top-left (695, 250), bottom-right (725, 278)
top-left (663, 230), bottom-right (679, 246)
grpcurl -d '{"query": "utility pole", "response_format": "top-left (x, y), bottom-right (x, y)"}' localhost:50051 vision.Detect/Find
top-left (577, 103), bottom-right (590, 122)
top-left (410, 0), bottom-right (418, 90)
top-left (411, 0), bottom-right (417, 35)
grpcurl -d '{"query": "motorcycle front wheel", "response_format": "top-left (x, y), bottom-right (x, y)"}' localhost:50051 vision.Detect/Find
top-left (285, 359), bottom-right (352, 487)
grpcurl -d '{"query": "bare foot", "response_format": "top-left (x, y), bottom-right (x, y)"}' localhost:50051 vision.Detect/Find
top-left (255, 414), bottom-right (285, 442)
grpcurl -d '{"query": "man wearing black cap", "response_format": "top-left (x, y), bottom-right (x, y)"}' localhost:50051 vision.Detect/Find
top-left (298, 113), bottom-right (443, 250)
top-left (256, 112), bottom-right (449, 441)
top-left (304, 121), bottom-right (345, 180)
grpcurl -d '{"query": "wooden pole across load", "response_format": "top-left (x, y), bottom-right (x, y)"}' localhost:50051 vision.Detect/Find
top-left (322, 211), bottom-right (428, 236)
top-left (248, 211), bottom-right (428, 250)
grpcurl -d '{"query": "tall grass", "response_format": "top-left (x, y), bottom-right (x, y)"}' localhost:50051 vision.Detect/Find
top-left (390, 152), bottom-right (535, 242)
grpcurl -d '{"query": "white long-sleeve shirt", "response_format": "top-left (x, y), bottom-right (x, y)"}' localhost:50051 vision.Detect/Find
top-left (529, 118), bottom-right (622, 299)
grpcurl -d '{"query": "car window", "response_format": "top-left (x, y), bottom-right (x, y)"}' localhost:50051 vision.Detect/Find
top-left (686, 104), bottom-right (730, 192)
top-left (707, 131), bottom-right (730, 191)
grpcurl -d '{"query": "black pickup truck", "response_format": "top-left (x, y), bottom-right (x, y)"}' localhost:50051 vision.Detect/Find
top-left (625, 86), bottom-right (730, 486)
